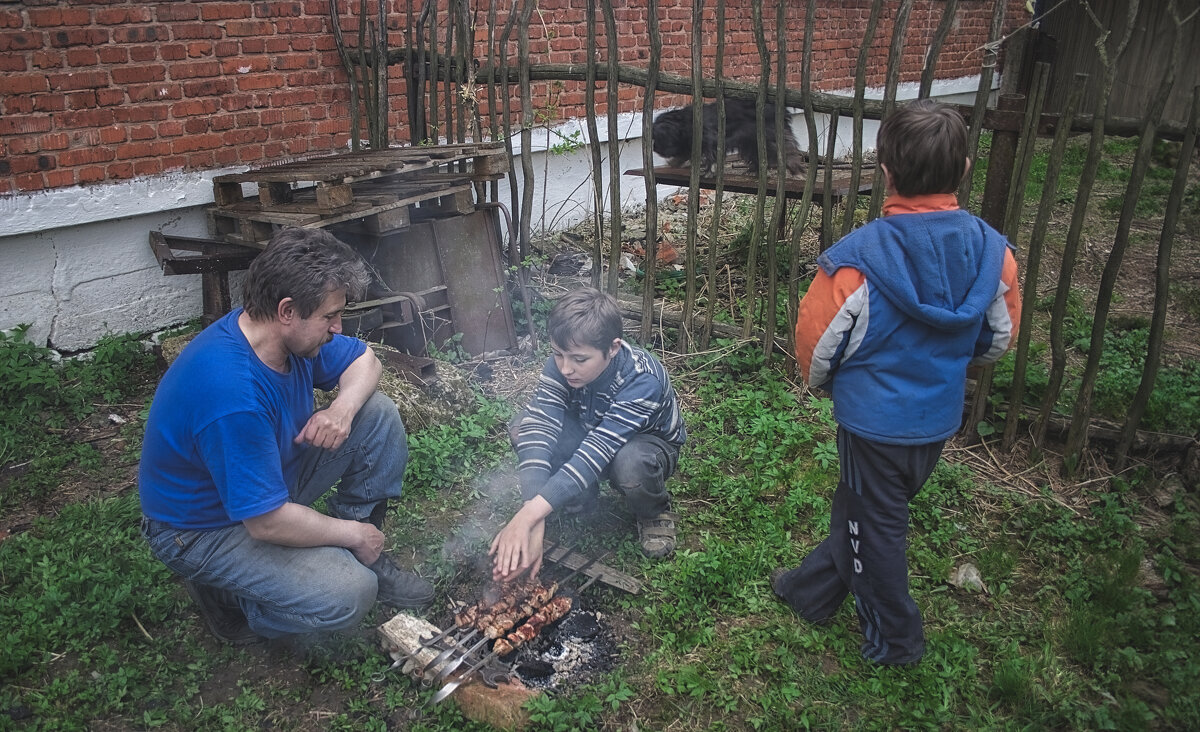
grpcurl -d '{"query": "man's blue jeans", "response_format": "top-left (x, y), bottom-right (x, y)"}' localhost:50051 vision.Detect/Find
top-left (142, 392), bottom-right (408, 639)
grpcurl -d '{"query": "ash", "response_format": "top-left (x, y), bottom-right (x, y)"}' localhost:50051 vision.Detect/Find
top-left (513, 609), bottom-right (618, 691)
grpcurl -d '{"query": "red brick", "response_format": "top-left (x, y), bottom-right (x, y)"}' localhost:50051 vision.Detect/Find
top-left (116, 140), bottom-right (172, 159)
top-left (0, 31), bottom-right (44, 52)
top-left (201, 2), bottom-right (254, 20)
top-left (0, 75), bottom-right (51, 94)
top-left (185, 151), bottom-right (215, 167)
top-left (40, 132), bottom-right (70, 150)
top-left (96, 88), bottom-right (124, 106)
top-left (99, 126), bottom-right (126, 143)
top-left (8, 137), bottom-right (40, 155)
top-left (16, 174), bottom-right (46, 192)
top-left (95, 6), bottom-right (154, 25)
top-left (158, 120), bottom-right (184, 137)
top-left (172, 98), bottom-right (221, 117)
top-left (31, 50), bottom-right (63, 68)
top-left (254, 1), bottom-right (304, 18)
top-left (171, 23), bottom-right (223, 40)
top-left (129, 45), bottom-right (158, 62)
top-left (47, 69), bottom-right (109, 91)
top-left (263, 36), bottom-right (289, 53)
top-left (97, 45), bottom-right (128, 64)
top-left (48, 28), bottom-right (110, 47)
top-left (45, 169), bottom-right (76, 188)
top-left (214, 146), bottom-right (240, 165)
top-left (28, 7), bottom-right (92, 27)
top-left (58, 146), bottom-right (116, 166)
top-left (214, 40), bottom-right (241, 56)
top-left (112, 104), bottom-right (169, 122)
top-left (106, 161), bottom-right (136, 179)
top-left (273, 53), bottom-right (317, 71)
top-left (220, 56), bottom-right (269, 74)
top-left (160, 44), bottom-right (187, 61)
top-left (112, 25), bottom-right (167, 44)
top-left (155, 4), bottom-right (201, 22)
top-left (237, 73), bottom-right (287, 91)
top-left (187, 41), bottom-right (213, 57)
top-left (171, 60), bottom-right (221, 79)
top-left (182, 78), bottom-right (234, 97)
top-left (225, 19), bottom-right (273, 36)
top-left (112, 65), bottom-right (167, 84)
top-left (129, 124), bottom-right (156, 140)
top-left (0, 10), bottom-right (22, 29)
top-left (0, 52), bottom-right (25, 71)
top-left (78, 166), bottom-right (106, 184)
top-left (128, 83), bottom-right (182, 102)
top-left (183, 117), bottom-right (209, 134)
top-left (66, 91), bottom-right (97, 109)
top-left (58, 108), bottom-right (116, 128)
top-left (134, 158), bottom-right (163, 175)
top-left (172, 133), bottom-right (223, 153)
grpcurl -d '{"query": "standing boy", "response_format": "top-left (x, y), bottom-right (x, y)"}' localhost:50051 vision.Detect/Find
top-left (771, 99), bottom-right (1021, 665)
top-left (490, 287), bottom-right (686, 581)
top-left (139, 228), bottom-right (433, 646)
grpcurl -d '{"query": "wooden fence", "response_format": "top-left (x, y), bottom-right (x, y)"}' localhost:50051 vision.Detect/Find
top-left (334, 0), bottom-right (1199, 475)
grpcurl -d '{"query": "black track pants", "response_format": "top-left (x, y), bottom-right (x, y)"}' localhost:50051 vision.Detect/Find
top-left (774, 427), bottom-right (944, 665)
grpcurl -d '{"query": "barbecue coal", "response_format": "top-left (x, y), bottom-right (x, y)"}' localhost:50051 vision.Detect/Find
top-left (512, 609), bottom-right (617, 691)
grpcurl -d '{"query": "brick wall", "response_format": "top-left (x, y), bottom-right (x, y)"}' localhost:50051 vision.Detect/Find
top-left (0, 0), bottom-right (1026, 196)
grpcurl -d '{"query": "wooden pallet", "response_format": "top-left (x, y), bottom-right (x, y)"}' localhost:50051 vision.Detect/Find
top-left (212, 143), bottom-right (509, 212)
top-left (208, 179), bottom-right (477, 247)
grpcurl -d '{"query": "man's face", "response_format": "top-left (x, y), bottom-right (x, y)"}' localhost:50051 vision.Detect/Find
top-left (551, 338), bottom-right (619, 389)
top-left (285, 288), bottom-right (347, 358)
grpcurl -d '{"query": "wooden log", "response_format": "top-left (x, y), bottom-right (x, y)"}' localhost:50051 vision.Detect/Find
top-left (377, 612), bottom-right (540, 730)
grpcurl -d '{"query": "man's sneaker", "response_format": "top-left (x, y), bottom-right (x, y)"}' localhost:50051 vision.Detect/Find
top-left (637, 511), bottom-right (679, 559)
top-left (369, 553), bottom-right (435, 610)
top-left (182, 579), bottom-right (262, 646)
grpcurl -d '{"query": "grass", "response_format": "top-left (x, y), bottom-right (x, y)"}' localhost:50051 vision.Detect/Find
top-left (2, 330), bottom-right (1198, 731)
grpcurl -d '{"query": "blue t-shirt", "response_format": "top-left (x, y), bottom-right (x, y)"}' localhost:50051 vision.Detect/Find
top-left (138, 309), bottom-right (367, 530)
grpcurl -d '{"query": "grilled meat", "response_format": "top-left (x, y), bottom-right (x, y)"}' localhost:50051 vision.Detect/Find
top-left (492, 595), bottom-right (573, 656)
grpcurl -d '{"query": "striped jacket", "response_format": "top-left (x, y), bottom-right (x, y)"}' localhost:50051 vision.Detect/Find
top-left (795, 193), bottom-right (1021, 445)
top-left (517, 341), bottom-right (686, 509)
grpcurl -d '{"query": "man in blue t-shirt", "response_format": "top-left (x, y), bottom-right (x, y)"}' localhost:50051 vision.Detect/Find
top-left (139, 228), bottom-right (433, 646)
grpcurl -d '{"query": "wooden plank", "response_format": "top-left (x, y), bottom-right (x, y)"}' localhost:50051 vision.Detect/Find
top-left (542, 544), bottom-right (642, 595)
top-left (315, 181), bottom-right (354, 210)
top-left (303, 183), bottom-right (473, 230)
top-left (625, 166), bottom-right (874, 202)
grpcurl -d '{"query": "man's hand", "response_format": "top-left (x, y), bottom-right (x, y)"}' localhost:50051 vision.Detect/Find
top-left (294, 404), bottom-right (354, 450)
top-left (489, 496), bottom-right (553, 582)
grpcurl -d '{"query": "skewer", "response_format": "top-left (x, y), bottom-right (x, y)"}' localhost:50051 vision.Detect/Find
top-left (419, 628), bottom-right (478, 677)
top-left (430, 633), bottom-right (491, 686)
top-left (427, 648), bottom-right (504, 706)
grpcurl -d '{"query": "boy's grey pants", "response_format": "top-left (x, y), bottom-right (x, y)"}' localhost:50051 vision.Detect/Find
top-left (509, 412), bottom-right (677, 518)
top-left (773, 427), bottom-right (943, 665)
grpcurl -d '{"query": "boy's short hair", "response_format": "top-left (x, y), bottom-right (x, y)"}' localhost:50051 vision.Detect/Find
top-left (876, 99), bottom-right (969, 197)
top-left (242, 228), bottom-right (371, 321)
top-left (548, 287), bottom-right (622, 352)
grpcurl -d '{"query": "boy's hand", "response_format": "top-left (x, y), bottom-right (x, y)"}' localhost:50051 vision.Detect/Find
top-left (489, 496), bottom-right (553, 582)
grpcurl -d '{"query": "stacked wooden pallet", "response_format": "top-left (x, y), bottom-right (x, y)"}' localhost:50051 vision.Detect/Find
top-left (208, 143), bottom-right (509, 247)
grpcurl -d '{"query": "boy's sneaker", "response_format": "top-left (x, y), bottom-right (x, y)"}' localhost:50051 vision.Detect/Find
top-left (369, 553), bottom-right (435, 610)
top-left (637, 511), bottom-right (679, 559)
top-left (182, 579), bottom-right (262, 646)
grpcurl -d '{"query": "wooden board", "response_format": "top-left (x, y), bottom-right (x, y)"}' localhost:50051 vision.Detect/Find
top-left (543, 544), bottom-right (642, 595)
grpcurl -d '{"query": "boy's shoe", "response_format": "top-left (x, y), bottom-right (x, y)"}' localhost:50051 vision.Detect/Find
top-left (369, 553), bottom-right (435, 610)
top-left (182, 579), bottom-right (262, 646)
top-left (637, 511), bottom-right (679, 559)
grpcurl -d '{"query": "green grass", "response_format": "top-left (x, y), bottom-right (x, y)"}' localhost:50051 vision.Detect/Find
top-left (1, 330), bottom-right (1199, 730)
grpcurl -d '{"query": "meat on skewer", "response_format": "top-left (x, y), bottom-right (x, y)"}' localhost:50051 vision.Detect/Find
top-left (491, 595), bottom-right (573, 657)
top-left (454, 578), bottom-right (545, 629)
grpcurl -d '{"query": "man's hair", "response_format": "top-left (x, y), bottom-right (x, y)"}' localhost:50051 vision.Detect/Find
top-left (241, 228), bottom-right (372, 321)
top-left (547, 287), bottom-right (622, 352)
top-left (876, 99), bottom-right (969, 196)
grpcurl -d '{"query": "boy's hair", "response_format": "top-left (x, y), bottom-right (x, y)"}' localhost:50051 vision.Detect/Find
top-left (548, 287), bottom-right (622, 352)
top-left (876, 99), bottom-right (969, 196)
top-left (242, 228), bottom-right (372, 321)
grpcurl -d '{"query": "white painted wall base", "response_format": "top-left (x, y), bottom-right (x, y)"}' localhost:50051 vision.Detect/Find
top-left (0, 76), bottom-right (992, 352)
